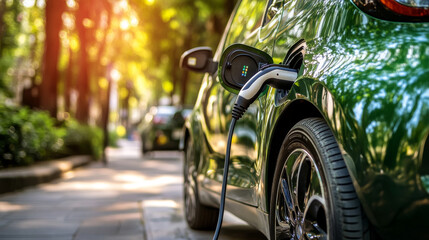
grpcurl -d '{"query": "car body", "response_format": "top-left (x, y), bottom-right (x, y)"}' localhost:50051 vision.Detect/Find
top-left (181, 0), bottom-right (429, 239)
top-left (139, 106), bottom-right (190, 153)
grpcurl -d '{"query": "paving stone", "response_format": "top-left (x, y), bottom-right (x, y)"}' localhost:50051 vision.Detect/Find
top-left (62, 191), bottom-right (120, 200)
top-left (3, 207), bottom-right (70, 220)
top-left (119, 219), bottom-right (144, 234)
top-left (66, 209), bottom-right (117, 220)
top-left (0, 219), bottom-right (10, 227)
top-left (141, 199), bottom-right (255, 240)
top-left (0, 219), bottom-right (79, 237)
top-left (75, 218), bottom-right (120, 236)
top-left (0, 237), bottom-right (72, 240)
top-left (0, 191), bottom-right (64, 203)
top-left (66, 202), bottom-right (140, 221)
top-left (73, 234), bottom-right (144, 240)
top-left (57, 199), bottom-right (118, 208)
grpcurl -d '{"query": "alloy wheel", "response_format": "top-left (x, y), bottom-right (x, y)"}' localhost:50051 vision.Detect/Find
top-left (275, 148), bottom-right (328, 240)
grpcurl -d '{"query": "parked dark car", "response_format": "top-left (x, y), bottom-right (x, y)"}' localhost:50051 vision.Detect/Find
top-left (180, 0), bottom-right (429, 239)
top-left (140, 106), bottom-right (191, 153)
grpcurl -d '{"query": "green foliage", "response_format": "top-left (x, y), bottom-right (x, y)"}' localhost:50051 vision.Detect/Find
top-left (61, 119), bottom-right (103, 160)
top-left (0, 105), bottom-right (103, 168)
top-left (126, 0), bottom-right (236, 106)
top-left (0, 105), bottom-right (64, 168)
top-left (0, 0), bottom-right (23, 97)
top-left (0, 0), bottom-right (44, 99)
top-left (0, 0), bottom-right (237, 169)
top-left (109, 130), bottom-right (119, 147)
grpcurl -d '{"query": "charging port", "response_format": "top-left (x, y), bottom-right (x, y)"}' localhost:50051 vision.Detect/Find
top-left (275, 39), bottom-right (306, 106)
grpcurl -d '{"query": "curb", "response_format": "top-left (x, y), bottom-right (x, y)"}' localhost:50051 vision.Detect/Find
top-left (0, 155), bottom-right (92, 194)
top-left (141, 198), bottom-right (266, 240)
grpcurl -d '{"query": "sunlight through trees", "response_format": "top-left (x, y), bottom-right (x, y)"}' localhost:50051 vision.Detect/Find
top-left (0, 0), bottom-right (236, 127)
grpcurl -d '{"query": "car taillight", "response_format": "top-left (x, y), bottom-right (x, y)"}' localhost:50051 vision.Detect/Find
top-left (353, 0), bottom-right (429, 21)
top-left (380, 0), bottom-right (429, 17)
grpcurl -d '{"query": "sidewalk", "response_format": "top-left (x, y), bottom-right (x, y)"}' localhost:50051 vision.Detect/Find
top-left (0, 155), bottom-right (92, 194)
top-left (142, 199), bottom-right (265, 240)
top-left (135, 144), bottom-right (266, 240)
top-left (0, 142), bottom-right (147, 240)
top-left (0, 140), bottom-right (266, 240)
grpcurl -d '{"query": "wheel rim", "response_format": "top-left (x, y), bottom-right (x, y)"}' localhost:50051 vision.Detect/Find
top-left (275, 149), bottom-right (328, 240)
top-left (184, 140), bottom-right (196, 224)
top-left (184, 180), bottom-right (196, 223)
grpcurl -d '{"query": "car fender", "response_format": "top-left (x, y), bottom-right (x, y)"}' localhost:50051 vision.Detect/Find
top-left (260, 77), bottom-right (364, 214)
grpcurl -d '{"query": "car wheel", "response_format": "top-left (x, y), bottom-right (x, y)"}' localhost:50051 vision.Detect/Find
top-left (183, 137), bottom-right (218, 229)
top-left (141, 137), bottom-right (149, 155)
top-left (142, 135), bottom-right (154, 155)
top-left (270, 118), bottom-right (368, 240)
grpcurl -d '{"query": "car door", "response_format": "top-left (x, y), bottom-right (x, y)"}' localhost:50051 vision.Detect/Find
top-left (201, 0), bottom-right (284, 207)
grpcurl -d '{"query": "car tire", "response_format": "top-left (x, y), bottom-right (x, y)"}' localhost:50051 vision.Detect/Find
top-left (270, 118), bottom-right (368, 240)
top-left (141, 137), bottom-right (150, 155)
top-left (183, 137), bottom-right (219, 230)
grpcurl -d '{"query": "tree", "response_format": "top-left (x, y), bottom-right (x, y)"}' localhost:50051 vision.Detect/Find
top-left (39, 0), bottom-right (66, 117)
top-left (0, 0), bottom-right (22, 98)
top-left (73, 0), bottom-right (111, 123)
top-left (74, 0), bottom-right (90, 122)
top-left (1, 0), bottom-right (237, 128)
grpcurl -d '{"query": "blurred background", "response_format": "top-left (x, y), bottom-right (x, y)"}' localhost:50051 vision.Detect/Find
top-left (0, 0), bottom-right (237, 168)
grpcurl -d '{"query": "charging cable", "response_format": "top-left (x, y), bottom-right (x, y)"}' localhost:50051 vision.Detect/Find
top-left (212, 117), bottom-right (236, 240)
top-left (212, 65), bottom-right (297, 240)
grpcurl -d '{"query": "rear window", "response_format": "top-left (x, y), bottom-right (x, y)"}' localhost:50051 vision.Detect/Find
top-left (152, 113), bottom-right (173, 124)
top-left (156, 106), bottom-right (176, 115)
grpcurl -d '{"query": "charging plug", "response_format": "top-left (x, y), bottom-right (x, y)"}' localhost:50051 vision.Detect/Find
top-left (232, 65), bottom-right (298, 119)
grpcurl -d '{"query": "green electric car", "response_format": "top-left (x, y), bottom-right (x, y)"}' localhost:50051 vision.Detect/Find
top-left (180, 0), bottom-right (429, 239)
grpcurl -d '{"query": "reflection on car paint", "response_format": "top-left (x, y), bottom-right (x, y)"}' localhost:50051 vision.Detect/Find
top-left (184, 0), bottom-right (429, 238)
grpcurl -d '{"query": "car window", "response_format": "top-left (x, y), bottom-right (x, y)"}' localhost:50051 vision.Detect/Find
top-left (224, 0), bottom-right (266, 47)
top-left (155, 113), bottom-right (173, 118)
top-left (156, 106), bottom-right (176, 115)
top-left (182, 109), bottom-right (192, 118)
top-left (263, 0), bottom-right (283, 26)
top-left (153, 113), bottom-right (173, 124)
top-left (146, 106), bottom-right (177, 124)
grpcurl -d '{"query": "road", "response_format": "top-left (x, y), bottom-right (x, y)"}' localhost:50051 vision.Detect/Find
top-left (0, 140), bottom-right (266, 240)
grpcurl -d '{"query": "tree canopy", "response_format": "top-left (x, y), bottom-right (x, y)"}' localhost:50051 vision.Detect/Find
top-left (0, 0), bottom-right (236, 126)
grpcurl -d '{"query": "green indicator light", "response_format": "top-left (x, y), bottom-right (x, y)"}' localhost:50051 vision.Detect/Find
top-left (241, 65), bottom-right (249, 77)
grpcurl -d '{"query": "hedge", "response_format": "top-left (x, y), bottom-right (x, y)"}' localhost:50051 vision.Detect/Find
top-left (0, 105), bottom-right (102, 168)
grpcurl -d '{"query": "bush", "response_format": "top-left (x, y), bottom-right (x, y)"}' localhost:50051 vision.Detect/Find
top-left (61, 119), bottom-right (103, 160)
top-left (0, 105), bottom-right (103, 168)
top-left (109, 130), bottom-right (119, 147)
top-left (0, 105), bottom-right (64, 168)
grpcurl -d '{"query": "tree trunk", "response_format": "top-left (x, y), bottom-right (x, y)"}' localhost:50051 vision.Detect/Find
top-left (101, 63), bottom-right (112, 164)
top-left (64, 46), bottom-right (73, 114)
top-left (39, 0), bottom-right (65, 118)
top-left (75, 30), bottom-right (89, 123)
top-left (75, 0), bottom-right (90, 123)
top-left (21, 33), bottom-right (40, 108)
